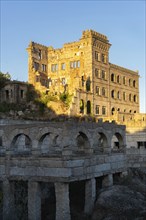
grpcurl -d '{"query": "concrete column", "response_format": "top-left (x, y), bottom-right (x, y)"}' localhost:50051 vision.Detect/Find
top-left (102, 174), bottom-right (113, 187)
top-left (84, 178), bottom-right (96, 214)
top-left (3, 179), bottom-right (15, 220)
top-left (28, 181), bottom-right (41, 220)
top-left (55, 182), bottom-right (70, 220)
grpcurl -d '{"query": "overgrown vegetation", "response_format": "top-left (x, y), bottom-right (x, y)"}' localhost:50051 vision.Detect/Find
top-left (0, 71), bottom-right (11, 89)
top-left (59, 92), bottom-right (72, 107)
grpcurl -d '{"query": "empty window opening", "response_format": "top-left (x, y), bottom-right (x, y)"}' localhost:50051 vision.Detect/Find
top-left (86, 77), bottom-right (91, 92)
top-left (20, 90), bottom-right (24, 98)
top-left (123, 76), bottom-right (126, 85)
top-left (87, 100), bottom-right (91, 114)
top-left (137, 142), bottom-right (146, 149)
top-left (111, 73), bottom-right (115, 82)
top-left (34, 62), bottom-right (39, 71)
top-left (5, 90), bottom-right (9, 100)
top-left (80, 99), bottom-right (84, 114)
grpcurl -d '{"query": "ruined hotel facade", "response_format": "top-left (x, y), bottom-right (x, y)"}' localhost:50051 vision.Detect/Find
top-left (27, 29), bottom-right (140, 121)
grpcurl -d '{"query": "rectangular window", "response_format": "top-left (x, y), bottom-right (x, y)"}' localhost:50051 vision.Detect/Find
top-left (137, 142), bottom-right (146, 149)
top-left (102, 106), bottom-right (106, 115)
top-left (36, 76), bottom-right (39, 82)
top-left (61, 63), bottom-right (66, 70)
top-left (102, 87), bottom-right (106, 96)
top-left (101, 54), bottom-right (106, 63)
top-left (95, 51), bottom-right (100, 61)
top-left (20, 90), bottom-right (24, 98)
top-left (62, 78), bottom-right (66, 85)
top-left (34, 62), bottom-right (39, 71)
top-left (95, 105), bottom-right (100, 115)
top-left (96, 86), bottom-right (100, 95)
top-left (51, 64), bottom-right (58, 72)
top-left (77, 60), bottom-right (80, 68)
top-left (101, 70), bottom-right (106, 80)
top-left (38, 49), bottom-right (42, 60)
top-left (42, 64), bottom-right (47, 72)
top-left (95, 68), bottom-right (100, 78)
top-left (70, 61), bottom-right (80, 69)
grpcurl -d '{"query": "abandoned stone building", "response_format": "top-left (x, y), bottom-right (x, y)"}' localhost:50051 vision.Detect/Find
top-left (0, 81), bottom-right (27, 104)
top-left (27, 29), bottom-right (140, 121)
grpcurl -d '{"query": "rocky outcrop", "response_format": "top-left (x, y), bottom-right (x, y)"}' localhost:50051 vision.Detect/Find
top-left (92, 168), bottom-right (146, 220)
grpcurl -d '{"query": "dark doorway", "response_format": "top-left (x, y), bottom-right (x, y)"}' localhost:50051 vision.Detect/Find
top-left (69, 181), bottom-right (85, 220)
top-left (87, 100), bottom-right (91, 114)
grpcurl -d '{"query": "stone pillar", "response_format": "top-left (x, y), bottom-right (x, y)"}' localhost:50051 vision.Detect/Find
top-left (84, 178), bottom-right (96, 214)
top-left (28, 181), bottom-right (41, 220)
top-left (3, 179), bottom-right (15, 220)
top-left (102, 174), bottom-right (113, 187)
top-left (55, 182), bottom-right (70, 220)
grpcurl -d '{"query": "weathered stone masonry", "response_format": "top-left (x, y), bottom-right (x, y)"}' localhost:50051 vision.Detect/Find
top-left (0, 120), bottom-right (128, 220)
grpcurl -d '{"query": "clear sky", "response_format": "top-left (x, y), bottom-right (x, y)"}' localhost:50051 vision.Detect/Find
top-left (0, 0), bottom-right (145, 113)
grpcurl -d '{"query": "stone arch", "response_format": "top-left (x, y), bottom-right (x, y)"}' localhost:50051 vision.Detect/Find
top-left (111, 132), bottom-right (124, 152)
top-left (97, 132), bottom-right (108, 153)
top-left (87, 100), bottom-right (91, 114)
top-left (76, 131), bottom-right (90, 152)
top-left (39, 132), bottom-right (59, 154)
top-left (11, 133), bottom-right (32, 153)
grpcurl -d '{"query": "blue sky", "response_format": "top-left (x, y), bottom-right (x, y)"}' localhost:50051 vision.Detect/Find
top-left (0, 0), bottom-right (145, 113)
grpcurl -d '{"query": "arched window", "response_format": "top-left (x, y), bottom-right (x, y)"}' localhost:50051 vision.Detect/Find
top-left (111, 73), bottom-right (115, 82)
top-left (80, 99), bottom-right (84, 113)
top-left (111, 90), bottom-right (115, 98)
top-left (133, 95), bottom-right (137, 103)
top-left (123, 76), bottom-right (126, 85)
top-left (129, 79), bottom-right (131, 86)
top-left (117, 91), bottom-right (120, 99)
top-left (133, 80), bottom-right (136, 87)
top-left (87, 100), bottom-right (91, 114)
top-left (111, 107), bottom-right (115, 115)
top-left (117, 75), bottom-right (120, 83)
top-left (129, 94), bottom-right (132, 101)
top-left (123, 92), bottom-right (126, 101)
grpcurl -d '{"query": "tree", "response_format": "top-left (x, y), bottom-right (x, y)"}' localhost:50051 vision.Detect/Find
top-left (0, 72), bottom-right (11, 89)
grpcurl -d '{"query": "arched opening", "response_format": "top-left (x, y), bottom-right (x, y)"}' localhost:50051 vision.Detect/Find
top-left (97, 132), bottom-right (108, 153)
top-left (76, 132), bottom-right (90, 152)
top-left (11, 133), bottom-right (32, 153)
top-left (133, 80), bottom-right (136, 87)
top-left (41, 182), bottom-right (56, 220)
top-left (111, 90), bottom-right (115, 98)
top-left (111, 132), bottom-right (124, 153)
top-left (86, 77), bottom-right (91, 92)
top-left (39, 133), bottom-right (58, 154)
top-left (87, 100), bottom-right (91, 114)
top-left (111, 107), bottom-right (115, 115)
top-left (111, 73), bottom-right (115, 82)
top-left (133, 95), bottom-right (137, 103)
top-left (69, 181), bottom-right (85, 219)
top-left (123, 76), bottom-right (126, 85)
top-left (80, 99), bottom-right (84, 114)
top-left (117, 75), bottom-right (120, 83)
